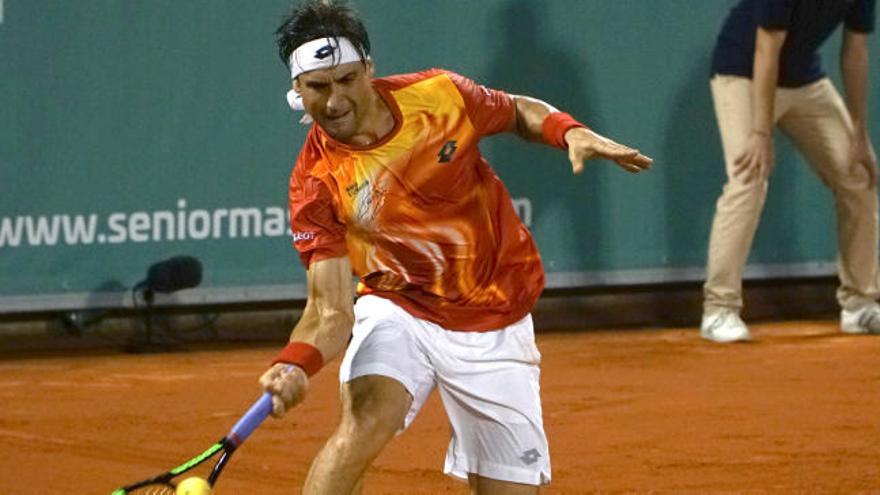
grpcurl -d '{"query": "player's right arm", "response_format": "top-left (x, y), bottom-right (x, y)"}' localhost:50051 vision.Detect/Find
top-left (260, 255), bottom-right (354, 417)
top-left (734, 26), bottom-right (786, 182)
top-left (442, 71), bottom-right (651, 175)
top-left (260, 137), bottom-right (353, 418)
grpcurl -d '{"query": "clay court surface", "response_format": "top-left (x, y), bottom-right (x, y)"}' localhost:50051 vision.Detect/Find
top-left (1, 320), bottom-right (879, 494)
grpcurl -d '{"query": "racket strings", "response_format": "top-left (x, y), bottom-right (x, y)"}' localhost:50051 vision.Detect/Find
top-left (125, 486), bottom-right (175, 495)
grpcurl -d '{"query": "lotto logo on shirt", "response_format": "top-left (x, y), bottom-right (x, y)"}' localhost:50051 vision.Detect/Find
top-left (293, 231), bottom-right (316, 242)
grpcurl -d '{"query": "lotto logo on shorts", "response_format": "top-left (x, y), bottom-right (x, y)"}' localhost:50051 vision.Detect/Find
top-left (519, 448), bottom-right (541, 465)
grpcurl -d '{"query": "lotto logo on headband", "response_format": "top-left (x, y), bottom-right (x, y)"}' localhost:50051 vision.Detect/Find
top-left (288, 37), bottom-right (366, 80)
top-left (315, 44), bottom-right (334, 60)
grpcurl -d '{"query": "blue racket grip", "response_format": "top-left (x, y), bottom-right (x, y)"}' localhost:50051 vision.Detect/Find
top-left (228, 365), bottom-right (295, 445)
top-left (228, 392), bottom-right (273, 444)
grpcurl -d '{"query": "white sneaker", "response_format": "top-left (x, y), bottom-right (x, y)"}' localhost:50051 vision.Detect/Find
top-left (700, 310), bottom-right (751, 343)
top-left (840, 303), bottom-right (880, 334)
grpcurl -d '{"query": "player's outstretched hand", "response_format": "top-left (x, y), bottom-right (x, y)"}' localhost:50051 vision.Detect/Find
top-left (260, 363), bottom-right (309, 418)
top-left (564, 127), bottom-right (653, 175)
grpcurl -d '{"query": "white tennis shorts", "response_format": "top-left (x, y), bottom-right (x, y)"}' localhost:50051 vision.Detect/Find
top-left (339, 295), bottom-right (551, 486)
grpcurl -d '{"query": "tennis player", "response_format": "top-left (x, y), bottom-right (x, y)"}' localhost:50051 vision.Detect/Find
top-left (260, 1), bottom-right (652, 493)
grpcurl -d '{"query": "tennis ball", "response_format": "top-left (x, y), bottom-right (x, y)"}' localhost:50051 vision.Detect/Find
top-left (176, 477), bottom-right (213, 495)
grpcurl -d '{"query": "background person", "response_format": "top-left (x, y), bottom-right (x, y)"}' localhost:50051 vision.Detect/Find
top-left (702, 0), bottom-right (879, 343)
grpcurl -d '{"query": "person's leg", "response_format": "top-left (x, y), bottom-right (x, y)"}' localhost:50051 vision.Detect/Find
top-left (467, 474), bottom-right (538, 495)
top-left (703, 76), bottom-right (778, 316)
top-left (776, 78), bottom-right (880, 332)
top-left (428, 315), bottom-right (549, 492)
top-left (303, 375), bottom-right (411, 494)
top-left (309, 295), bottom-right (437, 493)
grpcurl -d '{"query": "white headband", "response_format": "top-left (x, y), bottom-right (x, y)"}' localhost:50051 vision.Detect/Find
top-left (285, 37), bottom-right (366, 120)
top-left (288, 37), bottom-right (365, 80)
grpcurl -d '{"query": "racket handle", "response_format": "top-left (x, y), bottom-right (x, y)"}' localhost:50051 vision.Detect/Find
top-left (228, 365), bottom-right (295, 445)
top-left (228, 392), bottom-right (273, 445)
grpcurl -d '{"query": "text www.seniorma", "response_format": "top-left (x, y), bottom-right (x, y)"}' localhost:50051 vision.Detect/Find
top-left (0, 198), bottom-right (533, 248)
top-left (0, 200), bottom-right (291, 248)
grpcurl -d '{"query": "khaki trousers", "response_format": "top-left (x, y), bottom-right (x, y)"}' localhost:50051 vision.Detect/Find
top-left (703, 75), bottom-right (879, 314)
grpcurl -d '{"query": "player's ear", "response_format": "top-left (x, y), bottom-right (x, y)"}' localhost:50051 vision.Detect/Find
top-left (293, 78), bottom-right (302, 92)
top-left (365, 59), bottom-right (375, 78)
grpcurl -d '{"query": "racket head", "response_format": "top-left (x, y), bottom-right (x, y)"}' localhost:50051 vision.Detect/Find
top-left (111, 441), bottom-right (227, 494)
top-left (112, 387), bottom-right (279, 494)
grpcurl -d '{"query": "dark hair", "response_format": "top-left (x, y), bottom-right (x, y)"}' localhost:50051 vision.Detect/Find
top-left (275, 0), bottom-right (371, 69)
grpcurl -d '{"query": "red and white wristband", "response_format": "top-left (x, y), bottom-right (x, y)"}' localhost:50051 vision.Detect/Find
top-left (541, 112), bottom-right (587, 150)
top-left (272, 341), bottom-right (324, 377)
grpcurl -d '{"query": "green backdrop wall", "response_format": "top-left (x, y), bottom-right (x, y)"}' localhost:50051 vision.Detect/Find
top-left (1, 1), bottom-right (878, 312)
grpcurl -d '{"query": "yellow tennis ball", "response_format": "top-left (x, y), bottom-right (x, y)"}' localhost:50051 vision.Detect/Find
top-left (176, 477), bottom-right (213, 495)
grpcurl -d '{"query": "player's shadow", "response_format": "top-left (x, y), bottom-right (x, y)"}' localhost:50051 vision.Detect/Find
top-left (662, 52), bottom-right (807, 322)
top-left (482, 0), bottom-right (607, 276)
top-left (661, 53), bottom-right (724, 274)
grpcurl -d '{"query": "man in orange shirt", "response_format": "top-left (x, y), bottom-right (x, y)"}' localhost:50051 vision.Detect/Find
top-left (260, 1), bottom-right (652, 493)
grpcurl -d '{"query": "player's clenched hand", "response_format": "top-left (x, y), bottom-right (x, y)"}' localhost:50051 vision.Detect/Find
top-left (564, 127), bottom-right (652, 175)
top-left (259, 363), bottom-right (309, 418)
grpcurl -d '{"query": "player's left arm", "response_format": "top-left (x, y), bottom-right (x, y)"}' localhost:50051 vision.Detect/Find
top-left (509, 95), bottom-right (653, 175)
top-left (841, 28), bottom-right (878, 187)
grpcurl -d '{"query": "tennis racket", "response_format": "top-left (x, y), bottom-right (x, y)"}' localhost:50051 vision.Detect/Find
top-left (110, 390), bottom-right (277, 494)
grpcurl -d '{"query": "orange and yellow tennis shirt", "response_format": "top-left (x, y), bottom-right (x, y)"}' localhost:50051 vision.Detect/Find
top-left (289, 69), bottom-right (544, 331)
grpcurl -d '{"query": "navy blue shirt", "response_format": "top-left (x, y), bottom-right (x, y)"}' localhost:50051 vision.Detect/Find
top-left (711, 0), bottom-right (876, 87)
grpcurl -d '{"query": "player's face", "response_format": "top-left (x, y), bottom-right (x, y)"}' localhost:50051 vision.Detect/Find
top-left (294, 61), bottom-right (375, 142)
